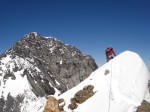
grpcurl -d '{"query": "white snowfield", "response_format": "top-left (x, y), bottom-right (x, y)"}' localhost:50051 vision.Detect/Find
top-left (58, 51), bottom-right (150, 112)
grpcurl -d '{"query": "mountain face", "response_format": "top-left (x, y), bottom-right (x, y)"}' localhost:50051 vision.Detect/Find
top-left (0, 32), bottom-right (98, 112)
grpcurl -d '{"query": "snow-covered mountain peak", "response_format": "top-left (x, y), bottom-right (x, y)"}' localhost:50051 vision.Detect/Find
top-left (0, 32), bottom-right (98, 112)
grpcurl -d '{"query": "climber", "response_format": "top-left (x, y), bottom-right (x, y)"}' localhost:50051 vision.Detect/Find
top-left (105, 46), bottom-right (116, 62)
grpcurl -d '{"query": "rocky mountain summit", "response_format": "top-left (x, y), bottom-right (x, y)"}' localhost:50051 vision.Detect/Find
top-left (0, 32), bottom-right (98, 112)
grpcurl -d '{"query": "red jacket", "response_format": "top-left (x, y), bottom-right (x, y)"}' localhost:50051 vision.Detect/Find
top-left (105, 47), bottom-right (116, 56)
top-left (105, 47), bottom-right (116, 61)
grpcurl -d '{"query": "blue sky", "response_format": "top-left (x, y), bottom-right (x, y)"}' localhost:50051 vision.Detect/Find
top-left (0, 0), bottom-right (150, 68)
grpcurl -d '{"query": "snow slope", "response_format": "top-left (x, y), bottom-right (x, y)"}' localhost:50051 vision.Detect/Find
top-left (58, 51), bottom-right (150, 112)
top-left (0, 55), bottom-right (45, 112)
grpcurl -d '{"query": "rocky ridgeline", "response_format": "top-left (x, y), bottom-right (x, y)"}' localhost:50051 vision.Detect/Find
top-left (3, 32), bottom-right (97, 95)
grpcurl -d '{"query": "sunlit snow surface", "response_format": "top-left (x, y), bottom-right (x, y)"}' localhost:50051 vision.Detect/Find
top-left (58, 51), bottom-right (150, 112)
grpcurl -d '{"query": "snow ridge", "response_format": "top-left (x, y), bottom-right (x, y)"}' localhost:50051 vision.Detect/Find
top-left (58, 51), bottom-right (150, 112)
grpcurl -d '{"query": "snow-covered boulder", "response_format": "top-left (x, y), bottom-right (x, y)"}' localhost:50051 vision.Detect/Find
top-left (58, 51), bottom-right (150, 112)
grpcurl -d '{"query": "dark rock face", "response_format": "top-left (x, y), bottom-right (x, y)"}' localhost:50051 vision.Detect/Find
top-left (6, 32), bottom-right (98, 95)
top-left (0, 94), bottom-right (24, 112)
top-left (0, 32), bottom-right (98, 111)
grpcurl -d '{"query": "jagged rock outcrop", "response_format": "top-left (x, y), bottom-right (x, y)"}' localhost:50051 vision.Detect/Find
top-left (68, 85), bottom-right (95, 110)
top-left (43, 96), bottom-right (60, 112)
top-left (136, 100), bottom-right (150, 112)
top-left (0, 32), bottom-right (98, 112)
top-left (43, 96), bottom-right (65, 112)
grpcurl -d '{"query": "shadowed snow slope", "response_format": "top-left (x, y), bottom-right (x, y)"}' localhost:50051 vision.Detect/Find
top-left (58, 51), bottom-right (150, 112)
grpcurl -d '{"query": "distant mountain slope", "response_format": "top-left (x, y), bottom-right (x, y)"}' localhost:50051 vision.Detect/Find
top-left (0, 32), bottom-right (98, 112)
